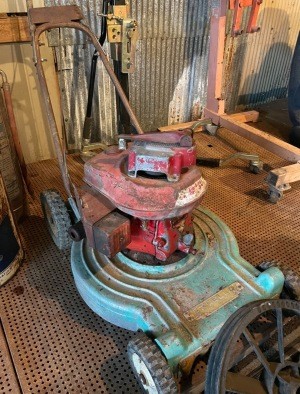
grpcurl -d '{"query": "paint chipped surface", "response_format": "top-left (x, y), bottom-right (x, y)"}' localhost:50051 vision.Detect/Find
top-left (175, 177), bottom-right (207, 207)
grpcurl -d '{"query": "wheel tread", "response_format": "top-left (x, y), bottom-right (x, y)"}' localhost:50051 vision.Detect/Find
top-left (40, 189), bottom-right (72, 250)
top-left (127, 333), bottom-right (178, 393)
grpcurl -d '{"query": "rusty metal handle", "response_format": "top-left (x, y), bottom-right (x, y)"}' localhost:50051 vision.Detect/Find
top-left (118, 131), bottom-right (193, 146)
top-left (26, 7), bottom-right (144, 198)
top-left (33, 21), bottom-right (143, 135)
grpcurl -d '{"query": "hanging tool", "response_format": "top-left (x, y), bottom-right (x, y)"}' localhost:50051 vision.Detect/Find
top-left (229, 0), bottom-right (263, 37)
top-left (82, 0), bottom-right (110, 149)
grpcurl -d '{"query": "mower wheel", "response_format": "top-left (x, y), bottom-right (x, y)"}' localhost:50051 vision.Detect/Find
top-left (258, 261), bottom-right (300, 300)
top-left (40, 189), bottom-right (72, 250)
top-left (205, 299), bottom-right (300, 394)
top-left (127, 333), bottom-right (178, 394)
top-left (268, 189), bottom-right (282, 203)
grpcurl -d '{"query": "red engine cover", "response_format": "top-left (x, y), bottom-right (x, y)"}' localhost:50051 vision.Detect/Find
top-left (82, 131), bottom-right (207, 260)
top-left (84, 149), bottom-right (207, 220)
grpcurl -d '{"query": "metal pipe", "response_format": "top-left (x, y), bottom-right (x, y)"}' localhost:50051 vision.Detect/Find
top-left (28, 17), bottom-right (144, 198)
top-left (83, 0), bottom-right (109, 144)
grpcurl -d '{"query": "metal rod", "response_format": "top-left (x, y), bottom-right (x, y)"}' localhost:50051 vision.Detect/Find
top-left (86, 1), bottom-right (108, 119)
top-left (82, 0), bottom-right (109, 145)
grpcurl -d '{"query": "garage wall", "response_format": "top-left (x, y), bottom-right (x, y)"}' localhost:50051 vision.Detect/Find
top-left (42, 0), bottom-right (211, 150)
top-left (223, 0), bottom-right (300, 112)
top-left (0, 0), bottom-right (62, 164)
top-left (129, 0), bottom-right (211, 131)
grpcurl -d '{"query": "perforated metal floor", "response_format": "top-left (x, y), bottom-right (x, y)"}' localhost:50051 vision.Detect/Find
top-left (1, 128), bottom-right (299, 393)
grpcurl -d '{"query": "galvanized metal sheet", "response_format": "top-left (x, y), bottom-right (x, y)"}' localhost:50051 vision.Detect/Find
top-left (44, 0), bottom-right (118, 149)
top-left (44, 0), bottom-right (211, 149)
top-left (129, 0), bottom-right (211, 131)
top-left (42, 0), bottom-right (299, 149)
top-left (224, 0), bottom-right (300, 112)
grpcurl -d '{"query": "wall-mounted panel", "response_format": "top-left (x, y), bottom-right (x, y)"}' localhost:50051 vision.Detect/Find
top-left (0, 1), bottom-right (44, 13)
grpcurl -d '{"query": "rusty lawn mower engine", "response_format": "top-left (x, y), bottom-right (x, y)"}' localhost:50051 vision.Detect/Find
top-left (26, 4), bottom-right (299, 394)
top-left (74, 131), bottom-right (206, 262)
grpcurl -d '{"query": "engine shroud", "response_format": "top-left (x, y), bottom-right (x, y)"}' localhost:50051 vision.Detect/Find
top-left (80, 132), bottom-right (207, 260)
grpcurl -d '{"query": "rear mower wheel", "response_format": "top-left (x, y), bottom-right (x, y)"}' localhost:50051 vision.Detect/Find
top-left (40, 189), bottom-right (72, 250)
top-left (127, 333), bottom-right (178, 394)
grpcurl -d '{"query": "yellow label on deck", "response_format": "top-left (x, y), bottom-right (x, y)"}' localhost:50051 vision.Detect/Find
top-left (184, 282), bottom-right (244, 321)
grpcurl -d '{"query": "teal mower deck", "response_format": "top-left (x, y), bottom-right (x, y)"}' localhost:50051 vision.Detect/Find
top-left (71, 206), bottom-right (284, 377)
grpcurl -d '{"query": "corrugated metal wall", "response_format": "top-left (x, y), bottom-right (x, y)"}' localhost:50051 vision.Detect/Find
top-left (44, 0), bottom-right (211, 149)
top-left (129, 1), bottom-right (211, 131)
top-left (44, 0), bottom-right (118, 150)
top-left (43, 0), bottom-right (300, 149)
top-left (223, 0), bottom-right (300, 112)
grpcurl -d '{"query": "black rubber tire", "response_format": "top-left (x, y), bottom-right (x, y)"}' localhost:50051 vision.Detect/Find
top-left (258, 261), bottom-right (300, 301)
top-left (127, 333), bottom-right (178, 394)
top-left (205, 299), bottom-right (300, 394)
top-left (40, 189), bottom-right (72, 250)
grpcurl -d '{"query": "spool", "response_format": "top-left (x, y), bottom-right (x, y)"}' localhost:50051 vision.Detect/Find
top-left (0, 172), bottom-right (24, 286)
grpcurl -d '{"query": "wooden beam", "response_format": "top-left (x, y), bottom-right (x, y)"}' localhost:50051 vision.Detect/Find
top-left (205, 108), bottom-right (300, 162)
top-left (206, 1), bottom-right (227, 114)
top-left (228, 110), bottom-right (259, 123)
top-left (0, 15), bottom-right (30, 43)
top-left (267, 163), bottom-right (300, 188)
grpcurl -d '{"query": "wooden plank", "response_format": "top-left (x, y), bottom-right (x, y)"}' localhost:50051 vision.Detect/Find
top-left (267, 163), bottom-right (300, 187)
top-left (204, 108), bottom-right (300, 162)
top-left (0, 15), bottom-right (30, 43)
top-left (206, 1), bottom-right (227, 114)
top-left (228, 110), bottom-right (259, 123)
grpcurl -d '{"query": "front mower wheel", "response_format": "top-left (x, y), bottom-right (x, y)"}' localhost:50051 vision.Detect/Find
top-left (40, 189), bottom-right (72, 250)
top-left (205, 299), bottom-right (300, 394)
top-left (127, 333), bottom-right (178, 394)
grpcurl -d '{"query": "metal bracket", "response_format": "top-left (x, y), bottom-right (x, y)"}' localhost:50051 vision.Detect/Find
top-left (265, 162), bottom-right (300, 203)
top-left (104, 5), bottom-right (138, 73)
top-left (229, 0), bottom-right (263, 37)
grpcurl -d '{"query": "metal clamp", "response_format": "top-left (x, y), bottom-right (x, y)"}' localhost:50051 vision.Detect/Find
top-left (104, 5), bottom-right (138, 73)
top-left (229, 0), bottom-right (263, 37)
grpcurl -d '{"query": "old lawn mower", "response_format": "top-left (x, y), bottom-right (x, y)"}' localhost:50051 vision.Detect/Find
top-left (27, 4), bottom-right (300, 393)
